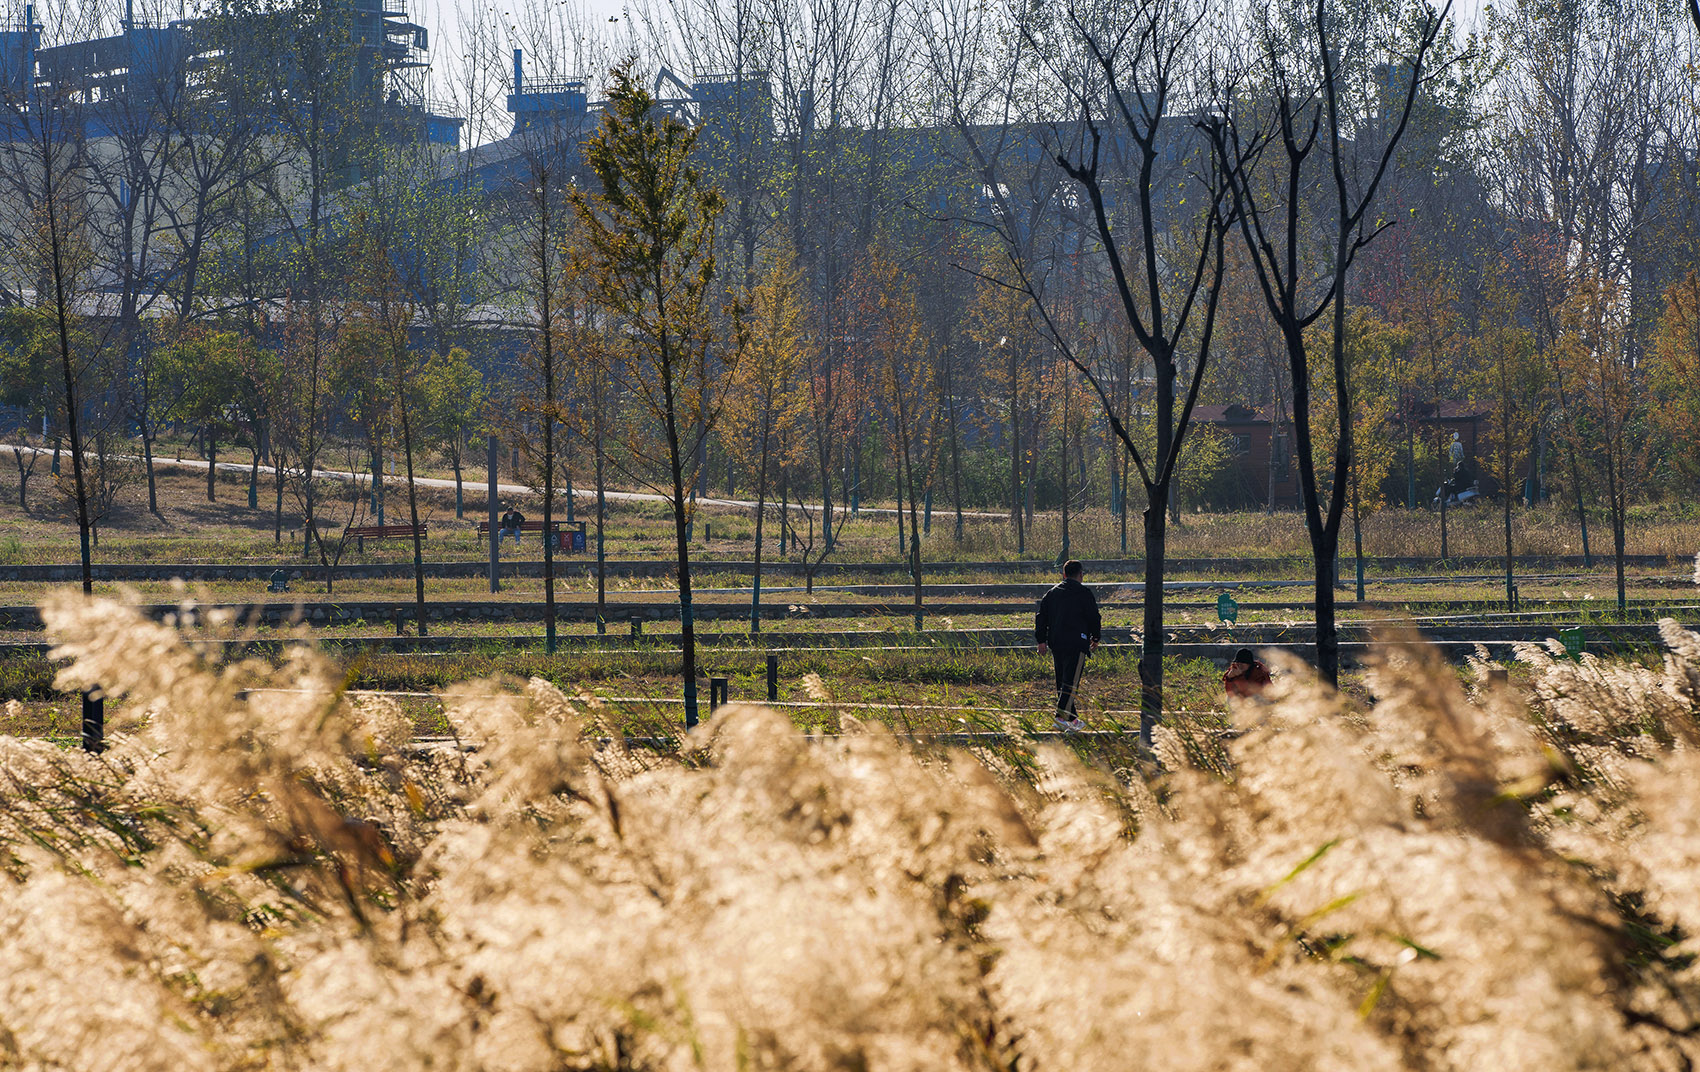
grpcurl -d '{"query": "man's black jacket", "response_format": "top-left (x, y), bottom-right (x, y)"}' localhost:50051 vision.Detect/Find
top-left (1035, 578), bottom-right (1102, 650)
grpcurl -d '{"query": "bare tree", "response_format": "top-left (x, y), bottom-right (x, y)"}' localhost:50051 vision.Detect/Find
top-left (1207, 0), bottom-right (1449, 686)
top-left (987, 0), bottom-right (1231, 741)
top-left (0, 46), bottom-right (101, 592)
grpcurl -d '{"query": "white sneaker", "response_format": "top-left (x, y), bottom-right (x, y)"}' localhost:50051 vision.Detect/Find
top-left (1053, 715), bottom-right (1086, 733)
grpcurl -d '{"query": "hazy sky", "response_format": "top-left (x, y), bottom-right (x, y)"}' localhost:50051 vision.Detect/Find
top-left (413, 0), bottom-right (1498, 128)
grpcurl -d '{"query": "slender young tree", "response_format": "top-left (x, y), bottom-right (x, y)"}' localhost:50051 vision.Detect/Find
top-left (1208, 0), bottom-right (1449, 686)
top-left (419, 348), bottom-right (487, 519)
top-left (573, 62), bottom-right (735, 729)
top-left (993, 0), bottom-right (1232, 742)
top-left (345, 209), bottom-right (430, 636)
top-left (506, 84), bottom-right (583, 656)
top-left (724, 248), bottom-right (811, 633)
top-left (1560, 273), bottom-right (1643, 614)
top-left (858, 246), bottom-right (938, 630)
top-left (564, 290), bottom-right (617, 636)
top-left (0, 70), bottom-right (98, 592)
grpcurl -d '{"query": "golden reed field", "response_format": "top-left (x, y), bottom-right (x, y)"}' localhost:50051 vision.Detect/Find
top-left (5, 591), bottom-right (1700, 1070)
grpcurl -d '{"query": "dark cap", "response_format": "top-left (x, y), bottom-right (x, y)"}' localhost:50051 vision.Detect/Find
top-left (1233, 648), bottom-right (1256, 665)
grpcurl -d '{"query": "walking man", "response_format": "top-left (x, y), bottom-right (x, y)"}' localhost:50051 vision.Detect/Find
top-left (1035, 559), bottom-right (1101, 731)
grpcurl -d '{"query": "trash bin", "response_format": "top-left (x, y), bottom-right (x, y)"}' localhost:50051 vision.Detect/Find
top-left (549, 524), bottom-right (587, 552)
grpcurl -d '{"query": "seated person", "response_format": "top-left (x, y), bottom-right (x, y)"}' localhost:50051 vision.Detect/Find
top-left (1446, 457), bottom-right (1475, 495)
top-left (498, 506), bottom-right (526, 544)
top-left (1223, 647), bottom-right (1272, 698)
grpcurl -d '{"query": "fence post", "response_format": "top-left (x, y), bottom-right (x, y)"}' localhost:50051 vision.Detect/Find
top-left (709, 676), bottom-right (729, 712)
top-left (81, 689), bottom-right (104, 754)
top-left (766, 652), bottom-right (779, 703)
top-left (630, 617), bottom-right (642, 639)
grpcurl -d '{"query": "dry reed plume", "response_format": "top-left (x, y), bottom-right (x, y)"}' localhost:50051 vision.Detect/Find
top-left (3, 592), bottom-right (1700, 1069)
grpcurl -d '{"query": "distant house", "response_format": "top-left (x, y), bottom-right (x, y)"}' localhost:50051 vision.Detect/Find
top-left (1194, 400), bottom-right (1490, 509)
top-left (1191, 404), bottom-right (1295, 508)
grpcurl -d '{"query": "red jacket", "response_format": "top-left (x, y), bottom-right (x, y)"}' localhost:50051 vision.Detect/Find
top-left (1224, 661), bottom-right (1271, 697)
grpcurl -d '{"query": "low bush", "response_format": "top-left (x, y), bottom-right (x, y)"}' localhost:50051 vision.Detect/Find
top-left (4, 596), bottom-right (1700, 1069)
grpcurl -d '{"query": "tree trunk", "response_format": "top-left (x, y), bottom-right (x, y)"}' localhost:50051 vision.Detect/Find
top-left (1352, 478), bottom-right (1365, 602)
top-left (949, 392), bottom-right (964, 541)
top-left (671, 434), bottom-right (700, 728)
top-left (894, 455), bottom-right (905, 556)
top-left (46, 165), bottom-right (91, 595)
top-left (751, 429), bottom-right (769, 635)
top-left (1059, 406), bottom-right (1070, 561)
top-left (595, 413), bottom-right (607, 635)
top-left (900, 430), bottom-right (924, 632)
top-left (1439, 462), bottom-right (1449, 559)
top-left (303, 476), bottom-right (316, 560)
top-left (143, 431), bottom-right (160, 515)
top-left (817, 438), bottom-right (834, 554)
top-left (370, 441), bottom-right (383, 524)
top-left (543, 404), bottom-right (557, 657)
top-left (1139, 499), bottom-right (1166, 746)
top-left (401, 396), bottom-right (428, 637)
top-left (1119, 450), bottom-right (1129, 554)
top-left (453, 440), bottom-right (464, 519)
top-left (1314, 533), bottom-right (1339, 686)
top-left (13, 450), bottom-right (31, 510)
top-left (1009, 347), bottom-right (1023, 552)
top-left (1608, 467), bottom-right (1627, 614)
top-left (1568, 446), bottom-right (1592, 567)
top-left (1504, 451), bottom-right (1515, 608)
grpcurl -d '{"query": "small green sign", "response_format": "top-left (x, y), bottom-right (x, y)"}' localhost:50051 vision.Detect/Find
top-left (1559, 628), bottom-right (1585, 659)
top-left (1217, 592), bottom-right (1239, 625)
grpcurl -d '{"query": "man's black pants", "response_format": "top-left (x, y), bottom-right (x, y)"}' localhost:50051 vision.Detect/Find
top-left (1051, 646), bottom-right (1087, 716)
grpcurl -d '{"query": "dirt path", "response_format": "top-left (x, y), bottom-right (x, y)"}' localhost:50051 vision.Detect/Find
top-left (0, 445), bottom-right (1008, 519)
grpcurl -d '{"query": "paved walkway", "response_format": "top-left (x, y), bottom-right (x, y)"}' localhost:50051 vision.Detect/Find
top-left (2, 445), bottom-right (1007, 519)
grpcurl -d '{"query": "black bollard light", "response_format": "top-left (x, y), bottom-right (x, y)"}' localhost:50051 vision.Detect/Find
top-left (81, 688), bottom-right (104, 754)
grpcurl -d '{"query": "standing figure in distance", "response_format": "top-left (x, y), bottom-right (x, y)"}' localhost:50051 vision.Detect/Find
top-left (1035, 559), bottom-right (1101, 732)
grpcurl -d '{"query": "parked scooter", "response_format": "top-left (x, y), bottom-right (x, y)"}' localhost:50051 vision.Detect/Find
top-left (1432, 479), bottom-right (1483, 509)
top-left (1432, 462), bottom-right (1484, 509)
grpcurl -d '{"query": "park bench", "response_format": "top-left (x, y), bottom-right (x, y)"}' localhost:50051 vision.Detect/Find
top-left (344, 522), bottom-right (428, 552)
top-left (476, 518), bottom-right (587, 551)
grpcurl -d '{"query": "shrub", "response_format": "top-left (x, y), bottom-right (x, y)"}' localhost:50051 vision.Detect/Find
top-left (4, 595), bottom-right (1700, 1068)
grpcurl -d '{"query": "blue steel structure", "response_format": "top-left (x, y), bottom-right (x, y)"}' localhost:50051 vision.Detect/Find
top-left (0, 0), bottom-right (460, 150)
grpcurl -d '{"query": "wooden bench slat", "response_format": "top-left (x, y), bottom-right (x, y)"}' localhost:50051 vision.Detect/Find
top-left (345, 524), bottom-right (429, 550)
top-left (346, 524), bottom-right (429, 537)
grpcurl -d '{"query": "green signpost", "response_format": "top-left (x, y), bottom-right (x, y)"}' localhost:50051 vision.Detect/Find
top-left (1560, 628), bottom-right (1585, 660)
top-left (1217, 592), bottom-right (1239, 625)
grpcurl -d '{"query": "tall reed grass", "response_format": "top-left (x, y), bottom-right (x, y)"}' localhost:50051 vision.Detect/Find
top-left (4, 592), bottom-right (1700, 1069)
